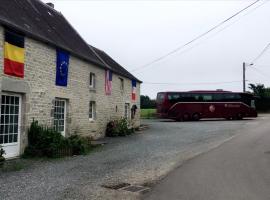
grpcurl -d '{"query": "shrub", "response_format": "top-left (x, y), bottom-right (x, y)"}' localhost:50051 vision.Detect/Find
top-left (106, 118), bottom-right (134, 137)
top-left (24, 120), bottom-right (91, 158)
top-left (0, 145), bottom-right (5, 157)
top-left (0, 145), bottom-right (5, 167)
top-left (68, 135), bottom-right (88, 155)
top-left (105, 121), bottom-right (118, 137)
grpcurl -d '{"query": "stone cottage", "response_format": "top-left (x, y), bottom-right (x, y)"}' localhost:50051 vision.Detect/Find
top-left (0, 0), bottom-right (141, 158)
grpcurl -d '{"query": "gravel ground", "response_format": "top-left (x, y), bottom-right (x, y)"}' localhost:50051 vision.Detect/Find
top-left (0, 117), bottom-right (261, 200)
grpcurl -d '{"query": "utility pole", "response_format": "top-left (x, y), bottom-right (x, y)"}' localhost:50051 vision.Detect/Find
top-left (243, 62), bottom-right (246, 93)
top-left (243, 62), bottom-right (253, 93)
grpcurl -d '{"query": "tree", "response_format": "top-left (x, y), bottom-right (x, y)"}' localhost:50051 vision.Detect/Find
top-left (248, 83), bottom-right (270, 112)
top-left (248, 83), bottom-right (266, 97)
top-left (140, 95), bottom-right (156, 109)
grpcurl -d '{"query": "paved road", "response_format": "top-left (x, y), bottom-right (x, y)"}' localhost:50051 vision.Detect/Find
top-left (144, 115), bottom-right (270, 200)
top-left (0, 117), bottom-right (264, 200)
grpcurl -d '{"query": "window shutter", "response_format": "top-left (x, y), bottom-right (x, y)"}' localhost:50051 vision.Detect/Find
top-left (93, 75), bottom-right (96, 88)
top-left (94, 108), bottom-right (96, 120)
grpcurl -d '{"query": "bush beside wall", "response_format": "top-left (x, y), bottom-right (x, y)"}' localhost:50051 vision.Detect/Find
top-left (106, 118), bottom-right (134, 137)
top-left (24, 120), bottom-right (90, 158)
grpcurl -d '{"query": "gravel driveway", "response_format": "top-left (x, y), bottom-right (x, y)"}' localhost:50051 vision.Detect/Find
top-left (0, 118), bottom-right (260, 200)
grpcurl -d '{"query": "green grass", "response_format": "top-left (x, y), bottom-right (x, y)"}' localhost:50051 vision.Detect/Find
top-left (141, 109), bottom-right (157, 119)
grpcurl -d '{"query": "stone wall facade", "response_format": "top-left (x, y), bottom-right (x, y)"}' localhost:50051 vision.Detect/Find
top-left (0, 26), bottom-right (141, 157)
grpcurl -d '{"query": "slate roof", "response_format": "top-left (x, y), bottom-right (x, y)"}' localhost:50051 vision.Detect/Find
top-left (90, 45), bottom-right (142, 83)
top-left (0, 0), bottom-right (141, 82)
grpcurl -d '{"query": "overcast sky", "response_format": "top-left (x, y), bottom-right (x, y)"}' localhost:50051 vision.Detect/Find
top-left (42, 0), bottom-right (270, 98)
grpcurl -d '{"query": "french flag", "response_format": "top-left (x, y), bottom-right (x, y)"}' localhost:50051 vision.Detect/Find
top-left (105, 70), bottom-right (112, 95)
top-left (132, 80), bottom-right (136, 101)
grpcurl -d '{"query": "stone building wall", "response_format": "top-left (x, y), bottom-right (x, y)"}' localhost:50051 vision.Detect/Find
top-left (0, 26), bottom-right (141, 155)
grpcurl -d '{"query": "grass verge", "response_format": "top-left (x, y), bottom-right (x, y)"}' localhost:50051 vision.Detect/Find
top-left (141, 109), bottom-right (156, 119)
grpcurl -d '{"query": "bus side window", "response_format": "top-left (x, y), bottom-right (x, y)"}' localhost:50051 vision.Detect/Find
top-left (182, 94), bottom-right (196, 102)
top-left (202, 94), bottom-right (213, 102)
top-left (213, 94), bottom-right (224, 102)
top-left (225, 94), bottom-right (241, 101)
top-left (157, 93), bottom-right (165, 103)
top-left (168, 94), bottom-right (181, 103)
top-left (191, 94), bottom-right (201, 102)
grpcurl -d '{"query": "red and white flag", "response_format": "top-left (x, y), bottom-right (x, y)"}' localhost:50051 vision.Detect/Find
top-left (132, 80), bottom-right (136, 101)
top-left (105, 70), bottom-right (112, 95)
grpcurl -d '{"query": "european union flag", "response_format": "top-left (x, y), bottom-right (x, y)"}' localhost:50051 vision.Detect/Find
top-left (56, 49), bottom-right (69, 86)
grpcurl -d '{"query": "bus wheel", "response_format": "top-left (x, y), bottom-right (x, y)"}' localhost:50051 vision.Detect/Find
top-left (192, 113), bottom-right (200, 121)
top-left (183, 113), bottom-right (190, 121)
top-left (237, 113), bottom-right (243, 120)
top-left (176, 116), bottom-right (183, 122)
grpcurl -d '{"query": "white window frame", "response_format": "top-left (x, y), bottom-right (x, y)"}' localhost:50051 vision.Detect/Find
top-left (54, 98), bottom-right (66, 136)
top-left (0, 93), bottom-right (22, 158)
top-left (124, 103), bottom-right (130, 119)
top-left (89, 72), bottom-right (96, 89)
top-left (89, 101), bottom-right (96, 121)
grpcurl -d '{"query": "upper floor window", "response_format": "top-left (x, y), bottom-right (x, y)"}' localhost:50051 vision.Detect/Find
top-left (119, 78), bottom-right (124, 91)
top-left (89, 73), bottom-right (96, 88)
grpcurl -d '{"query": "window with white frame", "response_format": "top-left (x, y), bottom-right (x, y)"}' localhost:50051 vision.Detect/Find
top-left (54, 98), bottom-right (66, 135)
top-left (89, 72), bottom-right (96, 88)
top-left (119, 78), bottom-right (124, 91)
top-left (89, 101), bottom-right (96, 120)
top-left (124, 103), bottom-right (130, 119)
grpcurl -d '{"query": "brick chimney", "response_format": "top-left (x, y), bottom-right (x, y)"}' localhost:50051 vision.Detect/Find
top-left (46, 2), bottom-right (54, 8)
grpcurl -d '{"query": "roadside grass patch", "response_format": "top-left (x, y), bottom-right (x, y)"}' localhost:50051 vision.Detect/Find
top-left (141, 109), bottom-right (156, 119)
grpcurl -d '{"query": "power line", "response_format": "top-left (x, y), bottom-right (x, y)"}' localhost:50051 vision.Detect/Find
top-left (144, 80), bottom-right (242, 86)
top-left (251, 64), bottom-right (269, 68)
top-left (133, 0), bottom-right (268, 75)
top-left (131, 0), bottom-right (262, 72)
top-left (137, 0), bottom-right (267, 75)
top-left (249, 65), bottom-right (270, 80)
top-left (252, 43), bottom-right (270, 63)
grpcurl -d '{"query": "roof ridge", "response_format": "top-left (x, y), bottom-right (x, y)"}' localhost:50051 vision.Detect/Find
top-left (36, 0), bottom-right (62, 15)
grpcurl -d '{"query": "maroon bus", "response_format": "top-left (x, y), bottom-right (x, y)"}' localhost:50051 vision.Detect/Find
top-left (156, 90), bottom-right (257, 121)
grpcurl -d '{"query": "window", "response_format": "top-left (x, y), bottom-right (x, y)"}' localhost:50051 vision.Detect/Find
top-left (224, 93), bottom-right (241, 101)
top-left (124, 103), bottom-right (130, 119)
top-left (119, 78), bottom-right (124, 91)
top-left (89, 73), bottom-right (95, 88)
top-left (202, 94), bottom-right (213, 101)
top-left (0, 95), bottom-right (20, 144)
top-left (89, 101), bottom-right (96, 120)
top-left (157, 93), bottom-right (165, 103)
top-left (54, 99), bottom-right (66, 135)
top-left (181, 93), bottom-right (196, 102)
top-left (213, 93), bottom-right (224, 101)
top-left (192, 94), bottom-right (202, 102)
top-left (168, 94), bottom-right (180, 100)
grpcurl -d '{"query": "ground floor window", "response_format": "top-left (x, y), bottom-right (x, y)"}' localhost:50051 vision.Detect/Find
top-left (54, 99), bottom-right (66, 135)
top-left (0, 95), bottom-right (20, 144)
top-left (125, 103), bottom-right (130, 119)
top-left (89, 101), bottom-right (96, 120)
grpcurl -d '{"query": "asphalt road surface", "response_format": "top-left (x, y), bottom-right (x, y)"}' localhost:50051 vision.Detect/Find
top-left (144, 115), bottom-right (270, 200)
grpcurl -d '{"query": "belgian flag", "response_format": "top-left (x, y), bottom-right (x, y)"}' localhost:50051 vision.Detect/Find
top-left (4, 29), bottom-right (25, 78)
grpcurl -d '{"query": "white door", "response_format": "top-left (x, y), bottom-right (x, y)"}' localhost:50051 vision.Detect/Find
top-left (54, 99), bottom-right (66, 136)
top-left (0, 94), bottom-right (21, 158)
